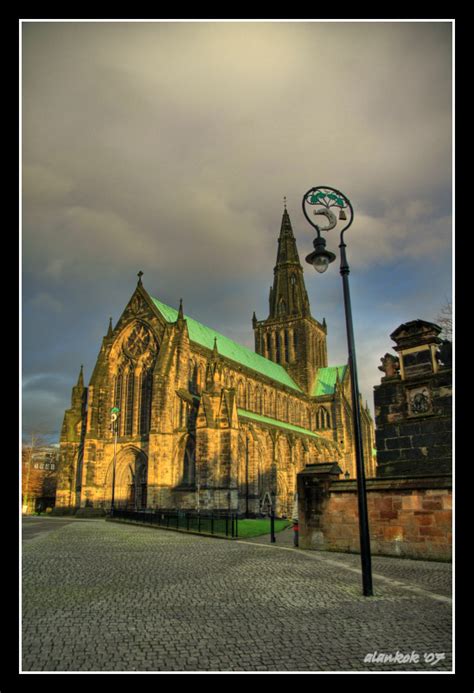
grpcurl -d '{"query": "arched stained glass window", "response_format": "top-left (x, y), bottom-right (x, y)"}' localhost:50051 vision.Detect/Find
top-left (139, 370), bottom-right (153, 435)
top-left (124, 371), bottom-right (135, 436)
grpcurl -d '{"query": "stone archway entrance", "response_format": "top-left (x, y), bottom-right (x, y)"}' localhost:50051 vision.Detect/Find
top-left (108, 447), bottom-right (148, 510)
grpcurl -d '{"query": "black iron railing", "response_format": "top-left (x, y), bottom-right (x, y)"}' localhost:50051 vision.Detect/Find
top-left (109, 508), bottom-right (239, 538)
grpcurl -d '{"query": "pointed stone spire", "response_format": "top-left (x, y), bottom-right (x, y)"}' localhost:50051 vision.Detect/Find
top-left (107, 317), bottom-right (113, 339)
top-left (71, 364), bottom-right (86, 409)
top-left (205, 338), bottom-right (221, 393)
top-left (268, 205), bottom-right (311, 319)
top-left (276, 206), bottom-right (300, 266)
top-left (252, 311), bottom-right (257, 329)
top-left (77, 364), bottom-right (84, 388)
top-left (177, 298), bottom-right (184, 324)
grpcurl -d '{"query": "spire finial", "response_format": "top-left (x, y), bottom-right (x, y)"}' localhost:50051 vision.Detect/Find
top-left (283, 195), bottom-right (287, 211)
top-left (177, 298), bottom-right (184, 321)
top-left (137, 270), bottom-right (143, 286)
top-left (213, 336), bottom-right (219, 355)
top-left (107, 317), bottom-right (113, 338)
top-left (77, 364), bottom-right (84, 387)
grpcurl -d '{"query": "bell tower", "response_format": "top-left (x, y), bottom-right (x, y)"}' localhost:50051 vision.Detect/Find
top-left (253, 202), bottom-right (328, 395)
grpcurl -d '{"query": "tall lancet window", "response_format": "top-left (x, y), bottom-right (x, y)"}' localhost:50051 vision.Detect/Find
top-left (124, 369), bottom-right (135, 436)
top-left (139, 370), bottom-right (153, 435)
top-left (183, 435), bottom-right (196, 486)
top-left (237, 380), bottom-right (246, 408)
top-left (114, 368), bottom-right (124, 414)
top-left (284, 330), bottom-right (290, 363)
top-left (317, 407), bottom-right (331, 430)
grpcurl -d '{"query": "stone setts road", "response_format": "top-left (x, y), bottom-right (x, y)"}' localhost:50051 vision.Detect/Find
top-left (22, 518), bottom-right (452, 672)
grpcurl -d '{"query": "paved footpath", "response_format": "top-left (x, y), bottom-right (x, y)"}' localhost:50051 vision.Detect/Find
top-left (22, 518), bottom-right (452, 673)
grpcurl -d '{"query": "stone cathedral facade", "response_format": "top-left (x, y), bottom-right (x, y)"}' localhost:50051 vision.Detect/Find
top-left (56, 208), bottom-right (376, 517)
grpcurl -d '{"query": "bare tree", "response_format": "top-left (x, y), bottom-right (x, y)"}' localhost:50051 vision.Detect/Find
top-left (436, 299), bottom-right (452, 342)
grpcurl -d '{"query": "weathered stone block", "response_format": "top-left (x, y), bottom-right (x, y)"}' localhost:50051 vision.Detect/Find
top-left (386, 437), bottom-right (412, 450)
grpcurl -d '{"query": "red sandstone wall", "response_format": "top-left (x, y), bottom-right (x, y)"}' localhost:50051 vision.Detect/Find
top-left (299, 480), bottom-right (452, 561)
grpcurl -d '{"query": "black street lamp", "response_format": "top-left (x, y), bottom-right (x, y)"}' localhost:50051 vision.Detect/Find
top-left (270, 490), bottom-right (276, 544)
top-left (245, 436), bottom-right (249, 518)
top-left (110, 407), bottom-right (120, 517)
top-left (302, 185), bottom-right (373, 597)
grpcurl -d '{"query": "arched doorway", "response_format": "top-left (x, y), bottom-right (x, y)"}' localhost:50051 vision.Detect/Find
top-left (106, 447), bottom-right (148, 510)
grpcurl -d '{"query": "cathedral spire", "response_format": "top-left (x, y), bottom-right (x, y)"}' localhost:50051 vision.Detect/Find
top-left (268, 206), bottom-right (311, 319)
top-left (253, 201), bottom-right (327, 393)
top-left (275, 206), bottom-right (301, 266)
top-left (107, 317), bottom-right (113, 339)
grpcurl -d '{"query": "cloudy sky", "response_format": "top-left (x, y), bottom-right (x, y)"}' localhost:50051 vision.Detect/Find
top-left (22, 20), bottom-right (453, 440)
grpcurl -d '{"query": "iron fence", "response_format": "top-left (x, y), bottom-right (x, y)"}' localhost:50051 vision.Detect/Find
top-left (109, 508), bottom-right (239, 538)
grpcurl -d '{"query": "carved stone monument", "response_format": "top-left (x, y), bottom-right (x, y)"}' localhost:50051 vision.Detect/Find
top-left (373, 320), bottom-right (452, 477)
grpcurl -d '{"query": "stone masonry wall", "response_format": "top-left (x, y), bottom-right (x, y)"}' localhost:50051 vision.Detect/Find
top-left (374, 369), bottom-right (452, 477)
top-left (298, 474), bottom-right (452, 561)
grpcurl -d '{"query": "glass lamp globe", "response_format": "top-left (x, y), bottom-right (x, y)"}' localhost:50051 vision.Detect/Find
top-left (312, 255), bottom-right (330, 273)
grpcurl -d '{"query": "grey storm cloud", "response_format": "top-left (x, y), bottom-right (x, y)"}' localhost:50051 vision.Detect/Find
top-left (21, 20), bottom-right (452, 437)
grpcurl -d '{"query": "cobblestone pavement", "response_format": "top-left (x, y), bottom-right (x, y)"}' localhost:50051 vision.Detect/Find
top-left (22, 516), bottom-right (88, 542)
top-left (22, 518), bottom-right (452, 673)
top-left (248, 528), bottom-right (452, 597)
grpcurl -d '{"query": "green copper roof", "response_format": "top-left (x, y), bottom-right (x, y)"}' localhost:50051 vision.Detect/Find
top-left (150, 296), bottom-right (302, 392)
top-left (237, 408), bottom-right (321, 438)
top-left (311, 365), bottom-right (347, 396)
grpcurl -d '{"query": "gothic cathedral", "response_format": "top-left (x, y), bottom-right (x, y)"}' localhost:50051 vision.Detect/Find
top-left (56, 207), bottom-right (375, 516)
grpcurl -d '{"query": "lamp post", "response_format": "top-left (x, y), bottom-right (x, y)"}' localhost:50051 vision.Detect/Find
top-left (245, 435), bottom-right (249, 518)
top-left (110, 407), bottom-right (120, 516)
top-left (270, 490), bottom-right (276, 543)
top-left (302, 185), bottom-right (373, 597)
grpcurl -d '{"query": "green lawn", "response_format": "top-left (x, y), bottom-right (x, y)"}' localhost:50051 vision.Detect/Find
top-left (236, 519), bottom-right (292, 538)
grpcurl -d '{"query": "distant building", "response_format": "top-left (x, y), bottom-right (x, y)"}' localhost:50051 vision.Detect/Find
top-left (56, 206), bottom-right (375, 517)
top-left (22, 445), bottom-right (59, 513)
